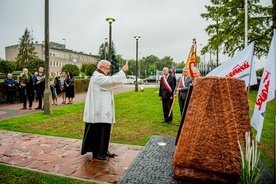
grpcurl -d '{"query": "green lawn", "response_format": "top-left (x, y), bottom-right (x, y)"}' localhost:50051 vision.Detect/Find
top-left (0, 163), bottom-right (93, 184)
top-left (0, 88), bottom-right (275, 182)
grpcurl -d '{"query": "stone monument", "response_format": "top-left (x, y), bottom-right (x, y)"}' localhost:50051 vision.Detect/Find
top-left (173, 77), bottom-right (252, 183)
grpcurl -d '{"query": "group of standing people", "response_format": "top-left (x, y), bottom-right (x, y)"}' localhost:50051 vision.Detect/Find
top-left (3, 67), bottom-right (75, 109)
top-left (159, 67), bottom-right (200, 124)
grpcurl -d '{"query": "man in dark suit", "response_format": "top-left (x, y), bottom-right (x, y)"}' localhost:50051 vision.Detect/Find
top-left (159, 67), bottom-right (176, 124)
top-left (34, 67), bottom-right (45, 110)
top-left (174, 68), bottom-right (193, 116)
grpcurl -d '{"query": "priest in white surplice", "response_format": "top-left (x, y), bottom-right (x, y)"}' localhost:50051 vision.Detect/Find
top-left (81, 60), bottom-right (128, 160)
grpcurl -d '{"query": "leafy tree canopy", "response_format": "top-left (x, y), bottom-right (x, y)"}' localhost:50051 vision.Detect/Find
top-left (84, 63), bottom-right (97, 76)
top-left (98, 41), bottom-right (120, 75)
top-left (125, 59), bottom-right (136, 75)
top-left (201, 0), bottom-right (272, 59)
top-left (23, 58), bottom-right (45, 75)
top-left (256, 67), bottom-right (264, 77)
top-left (62, 64), bottom-right (80, 76)
top-left (16, 28), bottom-right (37, 69)
top-left (81, 63), bottom-right (91, 73)
top-left (0, 60), bottom-right (16, 75)
top-left (156, 56), bottom-right (173, 70)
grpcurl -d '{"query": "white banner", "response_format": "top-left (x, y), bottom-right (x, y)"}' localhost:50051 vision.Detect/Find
top-left (251, 31), bottom-right (276, 142)
top-left (206, 42), bottom-right (257, 87)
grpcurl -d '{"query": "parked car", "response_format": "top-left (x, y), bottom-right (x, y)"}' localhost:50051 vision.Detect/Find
top-left (143, 76), bottom-right (158, 83)
top-left (125, 75), bottom-right (143, 84)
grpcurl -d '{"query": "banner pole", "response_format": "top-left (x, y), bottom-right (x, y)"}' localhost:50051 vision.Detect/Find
top-left (247, 43), bottom-right (254, 97)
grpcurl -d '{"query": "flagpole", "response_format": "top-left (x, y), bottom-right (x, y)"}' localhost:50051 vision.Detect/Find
top-left (273, 29), bottom-right (276, 182)
top-left (245, 0), bottom-right (252, 97)
top-left (247, 46), bottom-right (254, 96)
top-left (245, 0), bottom-right (248, 47)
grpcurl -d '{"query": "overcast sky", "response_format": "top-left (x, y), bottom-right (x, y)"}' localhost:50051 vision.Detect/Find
top-left (0, 0), bottom-right (272, 69)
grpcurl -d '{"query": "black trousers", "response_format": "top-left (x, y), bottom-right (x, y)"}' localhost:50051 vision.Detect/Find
top-left (36, 93), bottom-right (43, 108)
top-left (81, 123), bottom-right (111, 156)
top-left (178, 97), bottom-right (186, 116)
top-left (21, 88), bottom-right (33, 108)
top-left (6, 90), bottom-right (15, 103)
top-left (162, 98), bottom-right (173, 122)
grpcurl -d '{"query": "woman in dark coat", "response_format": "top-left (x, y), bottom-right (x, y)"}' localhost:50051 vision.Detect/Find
top-left (65, 71), bottom-right (74, 104)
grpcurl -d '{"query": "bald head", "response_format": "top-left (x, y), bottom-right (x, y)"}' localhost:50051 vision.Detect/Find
top-left (193, 68), bottom-right (200, 78)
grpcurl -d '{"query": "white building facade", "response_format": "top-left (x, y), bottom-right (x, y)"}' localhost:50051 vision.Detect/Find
top-left (5, 41), bottom-right (99, 75)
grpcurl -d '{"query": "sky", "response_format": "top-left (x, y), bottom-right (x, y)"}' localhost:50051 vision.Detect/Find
top-left (0, 0), bottom-right (272, 69)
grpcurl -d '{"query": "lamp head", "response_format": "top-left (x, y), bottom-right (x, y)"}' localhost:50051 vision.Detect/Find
top-left (134, 36), bottom-right (141, 40)
top-left (106, 18), bottom-right (115, 23)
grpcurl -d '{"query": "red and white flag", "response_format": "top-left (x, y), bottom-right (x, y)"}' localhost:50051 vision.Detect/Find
top-left (251, 30), bottom-right (276, 142)
top-left (206, 42), bottom-right (257, 87)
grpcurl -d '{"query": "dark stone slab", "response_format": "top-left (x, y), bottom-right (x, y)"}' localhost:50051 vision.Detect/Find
top-left (118, 135), bottom-right (274, 184)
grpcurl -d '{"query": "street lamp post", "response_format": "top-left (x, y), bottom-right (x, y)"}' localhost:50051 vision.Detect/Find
top-left (62, 38), bottom-right (66, 64)
top-left (106, 18), bottom-right (115, 74)
top-left (139, 52), bottom-right (141, 78)
top-left (134, 36), bottom-right (140, 92)
top-left (44, 0), bottom-right (51, 114)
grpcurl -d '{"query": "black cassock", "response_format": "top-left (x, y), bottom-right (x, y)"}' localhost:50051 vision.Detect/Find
top-left (81, 123), bottom-right (111, 156)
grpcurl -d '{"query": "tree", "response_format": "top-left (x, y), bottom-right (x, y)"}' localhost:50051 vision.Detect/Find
top-left (62, 64), bottom-right (80, 76)
top-left (273, 0), bottom-right (276, 29)
top-left (81, 63), bottom-right (91, 73)
top-left (256, 67), bottom-right (264, 77)
top-left (173, 61), bottom-right (185, 68)
top-left (16, 28), bottom-right (37, 70)
top-left (85, 63), bottom-right (97, 76)
top-left (98, 41), bottom-right (108, 60)
top-left (98, 41), bottom-right (119, 75)
top-left (125, 59), bottom-right (136, 75)
top-left (116, 54), bottom-right (125, 69)
top-left (24, 58), bottom-right (45, 74)
top-left (0, 60), bottom-right (16, 75)
top-left (139, 55), bottom-right (159, 76)
top-left (156, 56), bottom-right (173, 70)
top-left (201, 0), bottom-right (272, 59)
top-left (111, 46), bottom-right (120, 75)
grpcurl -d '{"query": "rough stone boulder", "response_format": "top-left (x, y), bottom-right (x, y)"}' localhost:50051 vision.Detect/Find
top-left (172, 77), bottom-right (252, 183)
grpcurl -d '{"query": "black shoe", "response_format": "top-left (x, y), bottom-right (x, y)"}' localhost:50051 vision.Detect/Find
top-left (106, 151), bottom-right (115, 157)
top-left (94, 154), bottom-right (107, 160)
top-left (35, 107), bottom-right (42, 110)
top-left (161, 120), bottom-right (167, 123)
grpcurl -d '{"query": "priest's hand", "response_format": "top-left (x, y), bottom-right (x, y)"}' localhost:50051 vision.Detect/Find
top-left (122, 64), bottom-right (128, 72)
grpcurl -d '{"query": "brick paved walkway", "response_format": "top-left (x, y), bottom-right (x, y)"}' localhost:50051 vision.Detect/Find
top-left (0, 130), bottom-right (142, 183)
top-left (0, 85), bottom-right (144, 183)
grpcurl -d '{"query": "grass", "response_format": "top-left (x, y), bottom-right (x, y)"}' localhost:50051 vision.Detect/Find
top-left (0, 88), bottom-right (181, 145)
top-left (248, 90), bottom-right (276, 175)
top-left (0, 163), bottom-right (92, 184)
top-left (0, 88), bottom-right (275, 182)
